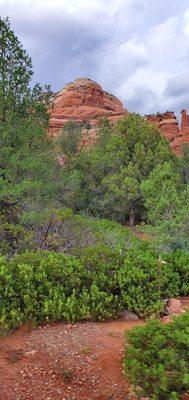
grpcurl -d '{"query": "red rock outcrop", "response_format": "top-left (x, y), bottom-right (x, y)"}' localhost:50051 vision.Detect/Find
top-left (146, 111), bottom-right (179, 142)
top-left (146, 110), bottom-right (189, 155)
top-left (171, 110), bottom-right (189, 155)
top-left (49, 77), bottom-right (189, 155)
top-left (49, 78), bottom-right (127, 137)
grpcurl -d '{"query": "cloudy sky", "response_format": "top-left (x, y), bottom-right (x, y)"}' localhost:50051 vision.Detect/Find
top-left (1, 0), bottom-right (189, 115)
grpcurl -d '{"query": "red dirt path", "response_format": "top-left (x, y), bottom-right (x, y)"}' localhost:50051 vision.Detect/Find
top-left (0, 319), bottom-right (144, 400)
top-left (1, 297), bottom-right (189, 400)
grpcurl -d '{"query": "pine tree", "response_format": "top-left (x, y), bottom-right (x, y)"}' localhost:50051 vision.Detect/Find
top-left (0, 17), bottom-right (33, 122)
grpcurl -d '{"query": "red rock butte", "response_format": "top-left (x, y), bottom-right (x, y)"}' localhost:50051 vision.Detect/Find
top-left (49, 78), bottom-right (127, 136)
top-left (49, 77), bottom-right (189, 155)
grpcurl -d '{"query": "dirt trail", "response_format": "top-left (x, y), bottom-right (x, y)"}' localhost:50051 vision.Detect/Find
top-left (0, 319), bottom-right (144, 400)
top-left (0, 297), bottom-right (188, 400)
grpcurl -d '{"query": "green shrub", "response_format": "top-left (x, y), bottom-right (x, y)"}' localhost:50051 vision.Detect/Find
top-left (0, 243), bottom-right (186, 332)
top-left (164, 250), bottom-right (189, 295)
top-left (124, 313), bottom-right (189, 400)
top-left (0, 248), bottom-right (122, 331)
top-left (0, 252), bottom-right (85, 330)
top-left (118, 247), bottom-right (180, 316)
top-left (0, 256), bottom-right (22, 331)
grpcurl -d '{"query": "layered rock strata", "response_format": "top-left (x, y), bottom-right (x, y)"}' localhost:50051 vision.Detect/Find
top-left (146, 110), bottom-right (189, 155)
top-left (49, 78), bottom-right (127, 137)
top-left (49, 77), bottom-right (189, 155)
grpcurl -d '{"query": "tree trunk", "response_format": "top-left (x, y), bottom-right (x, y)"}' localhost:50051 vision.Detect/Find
top-left (129, 204), bottom-right (135, 227)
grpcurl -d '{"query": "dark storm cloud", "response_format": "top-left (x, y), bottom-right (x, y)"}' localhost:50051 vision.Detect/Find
top-left (1, 0), bottom-right (189, 114)
top-left (1, 5), bottom-right (111, 87)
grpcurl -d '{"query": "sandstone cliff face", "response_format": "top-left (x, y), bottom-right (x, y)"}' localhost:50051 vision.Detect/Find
top-left (171, 110), bottom-right (189, 155)
top-left (146, 110), bottom-right (189, 155)
top-left (146, 112), bottom-right (179, 142)
top-left (49, 77), bottom-right (189, 155)
top-left (49, 78), bottom-right (126, 137)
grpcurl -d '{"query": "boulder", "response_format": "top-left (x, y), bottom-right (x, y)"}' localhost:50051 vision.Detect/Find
top-left (120, 310), bottom-right (139, 321)
top-left (167, 298), bottom-right (183, 315)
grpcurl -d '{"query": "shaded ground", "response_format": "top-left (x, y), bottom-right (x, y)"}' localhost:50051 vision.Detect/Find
top-left (1, 297), bottom-right (189, 400)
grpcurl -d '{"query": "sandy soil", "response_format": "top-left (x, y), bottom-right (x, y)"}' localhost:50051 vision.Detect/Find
top-left (0, 319), bottom-right (145, 400)
top-left (1, 297), bottom-right (189, 400)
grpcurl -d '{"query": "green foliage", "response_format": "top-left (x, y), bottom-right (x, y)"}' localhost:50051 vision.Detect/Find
top-left (141, 186), bottom-right (189, 252)
top-left (124, 313), bottom-right (189, 399)
top-left (0, 236), bottom-right (185, 332)
top-left (118, 247), bottom-right (180, 316)
top-left (13, 206), bottom-right (136, 255)
top-left (0, 17), bottom-right (51, 122)
top-left (0, 249), bottom-right (119, 330)
top-left (0, 221), bottom-right (30, 255)
top-left (181, 144), bottom-right (189, 184)
top-left (116, 114), bottom-right (173, 171)
top-left (60, 113), bottom-right (179, 225)
top-left (164, 250), bottom-right (189, 295)
top-left (0, 115), bottom-right (62, 255)
top-left (141, 162), bottom-right (183, 224)
top-left (0, 17), bottom-right (189, 341)
top-left (0, 17), bottom-right (61, 255)
top-left (54, 120), bottom-right (82, 159)
top-left (0, 17), bottom-right (33, 122)
top-left (100, 162), bottom-right (141, 225)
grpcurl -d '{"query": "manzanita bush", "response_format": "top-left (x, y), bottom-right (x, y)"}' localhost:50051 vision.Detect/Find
top-left (0, 245), bottom-right (188, 333)
top-left (124, 313), bottom-right (189, 400)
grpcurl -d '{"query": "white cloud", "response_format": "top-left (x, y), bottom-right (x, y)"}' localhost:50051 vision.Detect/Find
top-left (184, 10), bottom-right (189, 36)
top-left (111, 9), bottom-right (189, 114)
top-left (1, 0), bottom-right (189, 114)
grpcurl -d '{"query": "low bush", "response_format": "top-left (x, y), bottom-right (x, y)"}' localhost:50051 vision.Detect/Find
top-left (20, 209), bottom-right (136, 255)
top-left (164, 250), bottom-right (189, 295)
top-left (0, 249), bottom-right (121, 331)
top-left (124, 313), bottom-right (189, 400)
top-left (118, 247), bottom-right (180, 316)
top-left (0, 242), bottom-right (185, 332)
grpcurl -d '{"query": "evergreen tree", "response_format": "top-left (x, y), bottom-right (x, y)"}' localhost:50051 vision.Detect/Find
top-left (61, 114), bottom-right (178, 225)
top-left (0, 18), bottom-right (60, 254)
top-left (0, 17), bottom-right (33, 122)
top-left (55, 120), bottom-right (82, 159)
top-left (141, 162), bottom-right (183, 224)
top-left (100, 163), bottom-right (141, 226)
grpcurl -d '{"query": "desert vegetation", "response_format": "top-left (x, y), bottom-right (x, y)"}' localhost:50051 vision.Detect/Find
top-left (0, 17), bottom-right (189, 400)
top-left (124, 313), bottom-right (189, 400)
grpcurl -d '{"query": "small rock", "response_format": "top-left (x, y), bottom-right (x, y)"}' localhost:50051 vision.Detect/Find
top-left (120, 310), bottom-right (139, 321)
top-left (167, 298), bottom-right (183, 315)
top-left (161, 315), bottom-right (172, 324)
top-left (48, 369), bottom-right (54, 376)
top-left (66, 324), bottom-right (73, 330)
top-left (25, 350), bottom-right (37, 357)
top-left (56, 388), bottom-right (62, 394)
